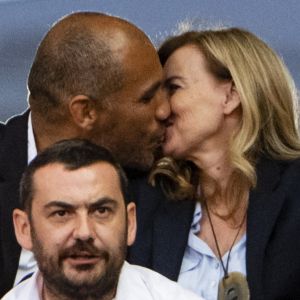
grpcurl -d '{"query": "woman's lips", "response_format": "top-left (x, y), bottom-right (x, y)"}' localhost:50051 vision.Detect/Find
top-left (165, 115), bottom-right (174, 127)
top-left (165, 123), bottom-right (173, 137)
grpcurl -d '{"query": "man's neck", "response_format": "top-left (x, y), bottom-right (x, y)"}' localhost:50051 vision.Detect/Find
top-left (42, 283), bottom-right (116, 300)
top-left (31, 113), bottom-right (79, 153)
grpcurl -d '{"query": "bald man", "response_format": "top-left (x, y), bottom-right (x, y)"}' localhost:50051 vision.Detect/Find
top-left (0, 12), bottom-right (169, 296)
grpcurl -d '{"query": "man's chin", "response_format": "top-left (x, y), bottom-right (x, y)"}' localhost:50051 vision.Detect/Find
top-left (134, 146), bottom-right (164, 171)
top-left (45, 272), bottom-right (109, 300)
top-left (63, 261), bottom-right (105, 284)
top-left (55, 262), bottom-right (120, 298)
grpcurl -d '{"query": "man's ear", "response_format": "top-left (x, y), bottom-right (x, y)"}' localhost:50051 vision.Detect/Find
top-left (69, 95), bottom-right (97, 130)
top-left (223, 81), bottom-right (241, 115)
top-left (126, 202), bottom-right (137, 246)
top-left (13, 209), bottom-right (33, 251)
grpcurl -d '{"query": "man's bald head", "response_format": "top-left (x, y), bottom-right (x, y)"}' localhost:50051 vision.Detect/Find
top-left (28, 12), bottom-right (154, 122)
top-left (27, 12), bottom-right (169, 170)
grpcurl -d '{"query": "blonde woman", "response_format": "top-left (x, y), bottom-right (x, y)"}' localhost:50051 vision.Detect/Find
top-left (128, 28), bottom-right (300, 300)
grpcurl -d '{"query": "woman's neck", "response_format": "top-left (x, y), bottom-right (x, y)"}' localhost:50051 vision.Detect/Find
top-left (191, 147), bottom-right (233, 191)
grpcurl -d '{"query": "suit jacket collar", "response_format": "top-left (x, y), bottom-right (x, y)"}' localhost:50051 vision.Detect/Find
top-left (246, 157), bottom-right (285, 299)
top-left (152, 197), bottom-right (195, 281)
top-left (0, 110), bottom-right (29, 181)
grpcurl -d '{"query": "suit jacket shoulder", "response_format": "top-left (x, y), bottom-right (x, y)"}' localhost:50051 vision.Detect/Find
top-left (127, 172), bottom-right (195, 281)
top-left (247, 157), bottom-right (300, 299)
top-left (0, 111), bottom-right (29, 297)
top-left (0, 110), bottom-right (29, 181)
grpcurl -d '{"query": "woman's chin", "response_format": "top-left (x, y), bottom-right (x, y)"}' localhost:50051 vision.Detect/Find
top-left (162, 142), bottom-right (173, 156)
top-left (162, 143), bottom-right (183, 159)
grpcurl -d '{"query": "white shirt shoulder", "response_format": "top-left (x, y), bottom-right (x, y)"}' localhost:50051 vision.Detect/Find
top-left (4, 263), bottom-right (205, 300)
top-left (2, 271), bottom-right (42, 300)
top-left (115, 262), bottom-right (205, 300)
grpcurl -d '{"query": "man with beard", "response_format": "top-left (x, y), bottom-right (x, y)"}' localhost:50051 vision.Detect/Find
top-left (0, 11), bottom-right (170, 296)
top-left (2, 139), bottom-right (202, 300)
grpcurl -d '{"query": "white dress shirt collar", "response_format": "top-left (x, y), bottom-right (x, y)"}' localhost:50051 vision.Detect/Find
top-left (27, 112), bottom-right (37, 164)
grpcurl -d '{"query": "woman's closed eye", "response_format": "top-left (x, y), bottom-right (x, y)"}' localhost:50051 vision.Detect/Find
top-left (166, 82), bottom-right (180, 95)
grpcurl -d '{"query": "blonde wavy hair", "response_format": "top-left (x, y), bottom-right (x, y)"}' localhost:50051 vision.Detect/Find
top-left (150, 28), bottom-right (300, 218)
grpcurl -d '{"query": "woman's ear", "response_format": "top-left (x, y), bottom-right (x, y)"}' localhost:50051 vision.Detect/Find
top-left (69, 95), bottom-right (97, 130)
top-left (223, 81), bottom-right (241, 115)
top-left (126, 202), bottom-right (137, 246)
top-left (13, 209), bottom-right (33, 251)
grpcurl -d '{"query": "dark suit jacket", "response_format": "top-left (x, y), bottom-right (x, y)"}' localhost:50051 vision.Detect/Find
top-left (0, 111), bottom-right (28, 296)
top-left (128, 157), bottom-right (300, 300)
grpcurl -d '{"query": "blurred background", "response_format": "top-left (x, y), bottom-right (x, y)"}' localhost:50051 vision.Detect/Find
top-left (1, 0), bottom-right (300, 121)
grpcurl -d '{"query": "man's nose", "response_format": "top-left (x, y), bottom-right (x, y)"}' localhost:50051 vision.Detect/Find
top-left (155, 89), bottom-right (170, 121)
top-left (72, 214), bottom-right (94, 241)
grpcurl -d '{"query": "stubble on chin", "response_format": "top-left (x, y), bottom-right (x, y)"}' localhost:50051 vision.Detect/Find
top-left (31, 231), bottom-right (127, 299)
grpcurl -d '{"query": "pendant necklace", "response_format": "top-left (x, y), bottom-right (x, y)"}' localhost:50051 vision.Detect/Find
top-left (204, 201), bottom-right (250, 300)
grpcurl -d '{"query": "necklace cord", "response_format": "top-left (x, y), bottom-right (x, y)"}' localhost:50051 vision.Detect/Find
top-left (204, 201), bottom-right (246, 279)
